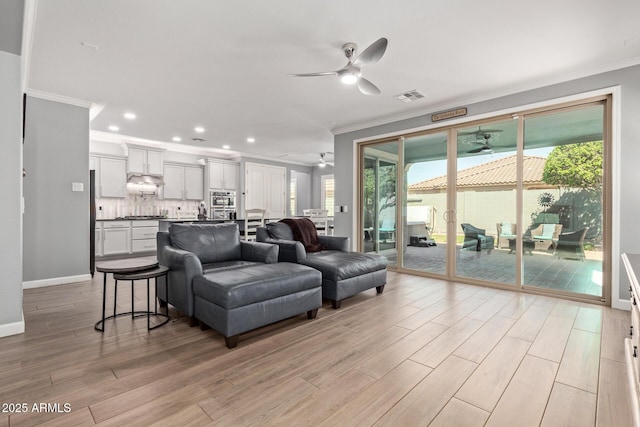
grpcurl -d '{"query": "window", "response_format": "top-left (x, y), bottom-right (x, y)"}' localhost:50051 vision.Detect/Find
top-left (321, 174), bottom-right (334, 217)
top-left (290, 177), bottom-right (297, 216)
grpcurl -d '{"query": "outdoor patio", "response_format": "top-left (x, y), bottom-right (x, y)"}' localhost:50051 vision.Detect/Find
top-left (385, 244), bottom-right (603, 297)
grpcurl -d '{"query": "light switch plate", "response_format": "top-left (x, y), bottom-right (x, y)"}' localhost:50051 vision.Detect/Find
top-left (72, 182), bottom-right (84, 192)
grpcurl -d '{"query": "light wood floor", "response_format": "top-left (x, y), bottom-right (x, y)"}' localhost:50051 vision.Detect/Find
top-left (0, 271), bottom-right (634, 426)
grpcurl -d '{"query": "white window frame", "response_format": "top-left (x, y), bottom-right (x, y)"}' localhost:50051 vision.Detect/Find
top-left (321, 174), bottom-right (334, 217)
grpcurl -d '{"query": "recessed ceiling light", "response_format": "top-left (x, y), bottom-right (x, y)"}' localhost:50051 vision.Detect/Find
top-left (172, 136), bottom-right (182, 142)
top-left (247, 137), bottom-right (255, 143)
top-left (222, 145), bottom-right (231, 150)
top-left (194, 126), bottom-right (205, 133)
top-left (124, 112), bottom-right (136, 120)
top-left (108, 125), bottom-right (119, 131)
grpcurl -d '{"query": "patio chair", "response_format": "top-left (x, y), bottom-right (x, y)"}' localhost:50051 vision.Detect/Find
top-left (530, 223), bottom-right (563, 251)
top-left (554, 227), bottom-right (589, 260)
top-left (496, 222), bottom-right (517, 249)
top-left (461, 223), bottom-right (494, 252)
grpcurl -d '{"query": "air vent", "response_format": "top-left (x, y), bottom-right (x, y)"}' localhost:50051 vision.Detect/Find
top-left (393, 89), bottom-right (425, 103)
top-left (191, 137), bottom-right (206, 142)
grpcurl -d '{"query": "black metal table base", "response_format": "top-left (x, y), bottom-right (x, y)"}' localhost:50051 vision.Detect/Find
top-left (95, 264), bottom-right (170, 332)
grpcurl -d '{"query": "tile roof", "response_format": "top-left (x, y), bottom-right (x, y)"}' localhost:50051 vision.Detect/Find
top-left (408, 155), bottom-right (551, 192)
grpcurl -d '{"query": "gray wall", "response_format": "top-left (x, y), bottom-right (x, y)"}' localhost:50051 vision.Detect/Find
top-left (0, 0), bottom-right (24, 55)
top-left (291, 170), bottom-right (311, 216)
top-left (334, 64), bottom-right (640, 303)
top-left (311, 164), bottom-right (335, 209)
top-left (0, 49), bottom-right (24, 329)
top-left (23, 96), bottom-right (90, 281)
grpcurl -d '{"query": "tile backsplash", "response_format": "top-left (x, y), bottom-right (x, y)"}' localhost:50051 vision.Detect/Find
top-left (96, 194), bottom-right (202, 219)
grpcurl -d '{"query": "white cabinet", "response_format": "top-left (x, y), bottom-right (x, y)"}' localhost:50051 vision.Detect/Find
top-left (95, 221), bottom-right (103, 257)
top-left (623, 253), bottom-right (640, 427)
top-left (207, 160), bottom-right (238, 190)
top-left (131, 220), bottom-right (159, 253)
top-left (245, 162), bottom-right (286, 219)
top-left (128, 147), bottom-right (163, 175)
top-left (98, 157), bottom-right (127, 198)
top-left (163, 164), bottom-right (204, 200)
top-left (185, 166), bottom-right (204, 200)
top-left (102, 221), bottom-right (131, 255)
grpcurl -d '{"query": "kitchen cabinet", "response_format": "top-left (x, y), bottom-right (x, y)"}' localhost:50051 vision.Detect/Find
top-left (98, 157), bottom-right (127, 198)
top-left (102, 221), bottom-right (130, 255)
top-left (622, 253), bottom-right (640, 427)
top-left (207, 160), bottom-right (238, 191)
top-left (163, 163), bottom-right (204, 200)
top-left (95, 221), bottom-right (103, 257)
top-left (128, 146), bottom-right (163, 175)
top-left (131, 220), bottom-right (159, 253)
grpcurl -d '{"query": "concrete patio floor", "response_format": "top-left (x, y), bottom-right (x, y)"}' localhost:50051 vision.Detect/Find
top-left (384, 244), bottom-right (603, 298)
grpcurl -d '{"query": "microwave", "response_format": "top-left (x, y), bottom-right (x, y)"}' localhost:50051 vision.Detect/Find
top-left (211, 191), bottom-right (235, 207)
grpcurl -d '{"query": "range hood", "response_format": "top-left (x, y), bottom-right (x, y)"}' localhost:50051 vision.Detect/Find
top-left (126, 173), bottom-right (164, 186)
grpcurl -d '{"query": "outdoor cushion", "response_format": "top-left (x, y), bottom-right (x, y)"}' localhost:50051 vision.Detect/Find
top-left (538, 223), bottom-right (556, 239)
top-left (500, 222), bottom-right (513, 236)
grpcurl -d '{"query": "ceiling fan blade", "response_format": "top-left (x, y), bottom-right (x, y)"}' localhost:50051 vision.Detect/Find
top-left (467, 146), bottom-right (488, 154)
top-left (354, 37), bottom-right (388, 66)
top-left (357, 77), bottom-right (381, 95)
top-left (458, 127), bottom-right (504, 136)
top-left (288, 71), bottom-right (337, 77)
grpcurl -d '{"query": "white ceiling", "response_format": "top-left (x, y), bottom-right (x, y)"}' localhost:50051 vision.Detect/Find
top-left (26, 0), bottom-right (640, 166)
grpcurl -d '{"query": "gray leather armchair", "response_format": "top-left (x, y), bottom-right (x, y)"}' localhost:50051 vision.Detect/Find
top-left (256, 222), bottom-right (387, 309)
top-left (157, 222), bottom-right (278, 321)
top-left (157, 222), bottom-right (322, 348)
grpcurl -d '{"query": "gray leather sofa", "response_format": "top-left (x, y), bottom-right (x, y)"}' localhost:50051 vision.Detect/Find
top-left (256, 222), bottom-right (387, 309)
top-left (157, 223), bottom-right (322, 348)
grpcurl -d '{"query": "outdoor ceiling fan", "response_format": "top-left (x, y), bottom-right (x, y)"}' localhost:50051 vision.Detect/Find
top-left (288, 38), bottom-right (388, 95)
top-left (458, 126), bottom-right (504, 154)
top-left (466, 134), bottom-right (496, 154)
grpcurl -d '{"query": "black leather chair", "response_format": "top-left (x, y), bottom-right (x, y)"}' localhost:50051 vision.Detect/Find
top-left (256, 221), bottom-right (387, 309)
top-left (461, 223), bottom-right (494, 252)
top-left (554, 227), bottom-right (589, 260)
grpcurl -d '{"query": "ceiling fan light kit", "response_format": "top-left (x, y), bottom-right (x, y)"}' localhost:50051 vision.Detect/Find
top-left (289, 37), bottom-right (388, 95)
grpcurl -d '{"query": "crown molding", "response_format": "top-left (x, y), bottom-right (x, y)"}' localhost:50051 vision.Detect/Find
top-left (90, 131), bottom-right (311, 166)
top-left (25, 88), bottom-right (93, 108)
top-left (332, 57), bottom-right (640, 136)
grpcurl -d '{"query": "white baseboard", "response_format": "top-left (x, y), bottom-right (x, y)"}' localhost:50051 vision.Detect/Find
top-left (0, 313), bottom-right (25, 338)
top-left (23, 274), bottom-right (92, 289)
top-left (614, 297), bottom-right (631, 311)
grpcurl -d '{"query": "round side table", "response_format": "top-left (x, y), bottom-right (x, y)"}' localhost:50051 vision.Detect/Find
top-left (95, 259), bottom-right (170, 332)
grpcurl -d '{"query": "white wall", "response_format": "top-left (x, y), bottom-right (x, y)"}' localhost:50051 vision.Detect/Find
top-left (335, 64), bottom-right (640, 306)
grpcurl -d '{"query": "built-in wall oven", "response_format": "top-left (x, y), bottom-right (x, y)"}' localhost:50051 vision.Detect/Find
top-left (210, 191), bottom-right (236, 219)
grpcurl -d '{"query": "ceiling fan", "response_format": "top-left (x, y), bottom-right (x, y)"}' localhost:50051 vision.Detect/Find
top-left (318, 152), bottom-right (334, 167)
top-left (458, 126), bottom-right (504, 153)
top-left (289, 38), bottom-right (388, 95)
top-left (466, 133), bottom-right (497, 154)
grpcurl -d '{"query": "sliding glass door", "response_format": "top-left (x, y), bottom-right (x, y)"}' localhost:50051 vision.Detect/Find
top-left (454, 119), bottom-right (518, 286)
top-left (358, 96), bottom-right (610, 303)
top-left (362, 141), bottom-right (398, 267)
top-left (522, 104), bottom-right (605, 297)
top-left (403, 131), bottom-right (449, 275)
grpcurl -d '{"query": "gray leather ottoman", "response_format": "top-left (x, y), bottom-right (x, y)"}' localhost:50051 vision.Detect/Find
top-left (193, 262), bottom-right (322, 348)
top-left (300, 251), bottom-right (387, 309)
